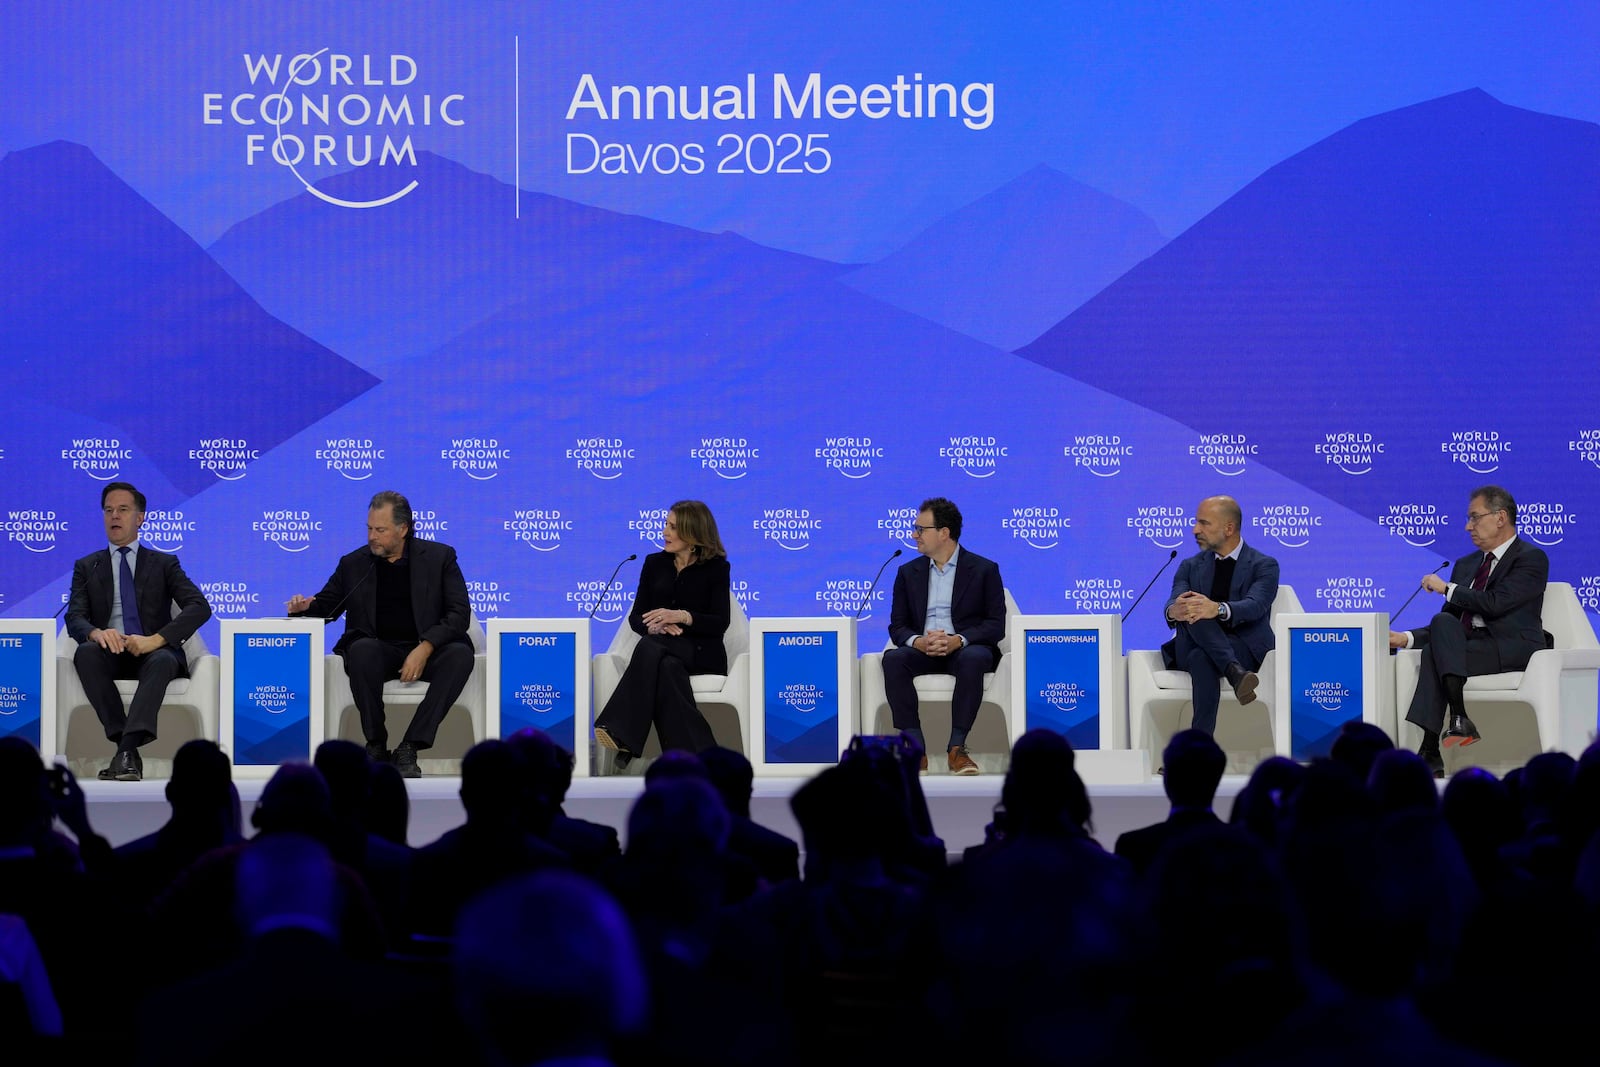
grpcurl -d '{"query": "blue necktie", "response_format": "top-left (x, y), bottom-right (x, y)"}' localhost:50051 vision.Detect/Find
top-left (118, 546), bottom-right (143, 635)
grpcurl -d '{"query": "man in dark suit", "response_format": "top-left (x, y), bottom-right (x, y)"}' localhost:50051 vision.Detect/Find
top-left (65, 482), bottom-right (212, 782)
top-left (288, 490), bottom-right (473, 778)
top-left (1114, 728), bottom-right (1228, 878)
top-left (1162, 495), bottom-right (1280, 736)
top-left (882, 496), bottom-right (1007, 775)
top-left (1389, 485), bottom-right (1548, 777)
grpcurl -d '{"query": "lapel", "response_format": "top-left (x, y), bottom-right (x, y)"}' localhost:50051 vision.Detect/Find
top-left (1485, 539), bottom-right (1517, 587)
top-left (950, 550), bottom-right (973, 612)
top-left (1228, 546), bottom-right (1248, 600)
top-left (407, 539), bottom-right (427, 624)
top-left (96, 549), bottom-right (116, 618)
top-left (909, 557), bottom-right (931, 622)
top-left (1195, 551), bottom-right (1215, 597)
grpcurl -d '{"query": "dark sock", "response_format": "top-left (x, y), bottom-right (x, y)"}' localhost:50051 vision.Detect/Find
top-left (1442, 675), bottom-right (1467, 718)
top-left (1419, 729), bottom-right (1441, 755)
top-left (948, 727), bottom-right (970, 751)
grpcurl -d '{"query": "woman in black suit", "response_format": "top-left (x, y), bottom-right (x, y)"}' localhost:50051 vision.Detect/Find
top-left (594, 500), bottom-right (731, 765)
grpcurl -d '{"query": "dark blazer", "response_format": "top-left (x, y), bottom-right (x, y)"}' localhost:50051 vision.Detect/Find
top-left (628, 551), bottom-right (732, 674)
top-left (64, 544), bottom-right (211, 673)
top-left (294, 538), bottom-right (471, 655)
top-left (1113, 809), bottom-right (1225, 879)
top-left (886, 546), bottom-right (1007, 656)
top-left (1411, 536), bottom-right (1548, 666)
top-left (1163, 542), bottom-right (1280, 664)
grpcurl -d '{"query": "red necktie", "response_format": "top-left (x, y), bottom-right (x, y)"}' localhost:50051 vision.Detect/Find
top-left (1460, 552), bottom-right (1493, 633)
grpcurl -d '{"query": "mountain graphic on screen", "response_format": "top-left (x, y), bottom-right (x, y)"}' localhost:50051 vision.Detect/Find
top-left (843, 163), bottom-right (1167, 350)
top-left (209, 152), bottom-right (850, 373)
top-left (1017, 89), bottom-right (1600, 514)
top-left (0, 140), bottom-right (380, 497)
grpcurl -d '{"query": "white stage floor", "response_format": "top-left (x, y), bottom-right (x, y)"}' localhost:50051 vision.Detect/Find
top-left (75, 770), bottom-right (1250, 858)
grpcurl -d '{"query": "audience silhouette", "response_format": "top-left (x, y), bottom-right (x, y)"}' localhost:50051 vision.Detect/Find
top-left (13, 721), bottom-right (1600, 1065)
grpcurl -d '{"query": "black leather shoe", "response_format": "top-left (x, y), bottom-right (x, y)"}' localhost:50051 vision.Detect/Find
top-left (111, 747), bottom-right (142, 782)
top-left (365, 742), bottom-right (393, 764)
top-left (1441, 713), bottom-right (1481, 748)
top-left (1420, 747), bottom-right (1445, 778)
top-left (1225, 662), bottom-right (1259, 705)
top-left (98, 764), bottom-right (117, 780)
top-left (394, 742), bottom-right (421, 779)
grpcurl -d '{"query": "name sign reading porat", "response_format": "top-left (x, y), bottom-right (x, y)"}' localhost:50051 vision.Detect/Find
top-left (497, 631), bottom-right (579, 749)
top-left (1023, 629), bottom-right (1102, 750)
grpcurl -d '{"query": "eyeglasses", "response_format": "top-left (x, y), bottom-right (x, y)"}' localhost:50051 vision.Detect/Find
top-left (909, 524), bottom-right (941, 535)
top-left (1465, 509), bottom-right (1504, 525)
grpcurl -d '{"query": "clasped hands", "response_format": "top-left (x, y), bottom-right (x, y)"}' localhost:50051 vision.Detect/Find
top-left (89, 629), bottom-right (166, 656)
top-left (915, 629), bottom-right (960, 656)
top-left (1168, 591), bottom-right (1220, 624)
top-left (642, 607), bottom-right (691, 636)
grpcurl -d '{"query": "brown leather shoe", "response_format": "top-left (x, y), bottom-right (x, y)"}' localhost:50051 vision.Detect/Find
top-left (947, 746), bottom-right (979, 776)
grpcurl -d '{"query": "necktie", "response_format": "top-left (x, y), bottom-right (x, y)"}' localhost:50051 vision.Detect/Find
top-left (118, 546), bottom-right (143, 636)
top-left (1460, 552), bottom-right (1493, 633)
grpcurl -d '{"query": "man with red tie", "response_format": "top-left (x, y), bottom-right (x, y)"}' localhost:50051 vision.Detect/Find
top-left (65, 483), bottom-right (212, 782)
top-left (1389, 485), bottom-right (1549, 777)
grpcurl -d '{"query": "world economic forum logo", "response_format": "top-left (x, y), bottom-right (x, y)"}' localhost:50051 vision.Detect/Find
top-left (569, 438), bottom-right (634, 480)
top-left (940, 435), bottom-right (1007, 478)
top-left (442, 438), bottom-right (509, 481)
top-left (754, 508), bottom-right (820, 551)
top-left (815, 577), bottom-right (883, 620)
top-left (689, 436), bottom-right (759, 479)
top-left (0, 685), bottom-right (27, 718)
top-left (191, 439), bottom-right (258, 481)
top-left (1063, 434), bottom-right (1130, 478)
top-left (1314, 432), bottom-right (1384, 476)
top-left (199, 581), bottom-right (260, 617)
top-left (571, 580), bottom-right (632, 623)
top-left (816, 437), bottom-right (881, 479)
top-left (879, 507), bottom-right (918, 550)
top-left (249, 684), bottom-right (296, 716)
top-left (503, 509), bottom-right (570, 552)
top-left (140, 511), bottom-right (195, 553)
top-left (1190, 433), bottom-right (1255, 476)
top-left (315, 438), bottom-right (385, 481)
top-left (1517, 502), bottom-right (1573, 547)
top-left (254, 510), bottom-right (322, 553)
top-left (1252, 505), bottom-right (1323, 549)
top-left (778, 682), bottom-right (822, 714)
top-left (515, 682), bottom-right (560, 715)
top-left (1569, 429), bottom-right (1600, 470)
top-left (0, 510), bottom-right (67, 553)
top-left (628, 508), bottom-right (668, 550)
top-left (1040, 680), bottom-right (1086, 713)
top-left (467, 581), bottom-right (512, 618)
top-left (1302, 679), bottom-right (1352, 713)
top-left (1126, 505), bottom-right (1188, 550)
top-left (202, 49), bottom-right (464, 209)
top-left (1378, 503), bottom-right (1448, 548)
top-left (1002, 507), bottom-right (1067, 550)
top-left (60, 438), bottom-right (131, 481)
top-left (1440, 430), bottom-right (1508, 474)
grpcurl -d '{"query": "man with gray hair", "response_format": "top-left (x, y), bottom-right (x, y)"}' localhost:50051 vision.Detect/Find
top-left (1389, 485), bottom-right (1549, 776)
top-left (288, 491), bottom-right (473, 778)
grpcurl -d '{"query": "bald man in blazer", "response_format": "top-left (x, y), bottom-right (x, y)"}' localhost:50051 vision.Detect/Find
top-left (1161, 495), bottom-right (1280, 737)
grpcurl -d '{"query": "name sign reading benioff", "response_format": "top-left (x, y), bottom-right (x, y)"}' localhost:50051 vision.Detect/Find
top-left (1287, 627), bottom-right (1364, 761)
top-left (227, 626), bottom-right (317, 767)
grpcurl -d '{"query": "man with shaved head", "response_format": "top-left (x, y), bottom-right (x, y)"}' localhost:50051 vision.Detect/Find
top-left (1161, 495), bottom-right (1280, 736)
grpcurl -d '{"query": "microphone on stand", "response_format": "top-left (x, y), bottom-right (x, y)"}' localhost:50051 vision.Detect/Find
top-left (1122, 549), bottom-right (1179, 622)
top-left (301, 560), bottom-right (377, 622)
top-left (589, 554), bottom-right (638, 620)
top-left (1390, 560), bottom-right (1450, 628)
top-left (855, 548), bottom-right (902, 620)
top-left (55, 555), bottom-right (102, 621)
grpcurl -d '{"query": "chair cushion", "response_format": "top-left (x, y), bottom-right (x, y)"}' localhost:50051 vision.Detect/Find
top-left (1151, 671), bottom-right (1195, 691)
top-left (690, 675), bottom-right (730, 694)
top-left (1464, 673), bottom-right (1524, 692)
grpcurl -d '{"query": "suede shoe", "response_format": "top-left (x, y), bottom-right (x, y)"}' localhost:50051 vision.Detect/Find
top-left (1441, 712), bottom-right (1481, 748)
top-left (947, 746), bottom-right (979, 776)
top-left (1225, 662), bottom-right (1259, 705)
top-left (394, 742), bottom-right (422, 779)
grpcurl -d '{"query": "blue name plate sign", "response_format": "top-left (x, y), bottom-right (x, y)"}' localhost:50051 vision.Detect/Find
top-left (1023, 629), bottom-right (1102, 750)
top-left (0, 633), bottom-right (45, 745)
top-left (231, 631), bottom-right (313, 766)
top-left (497, 631), bottom-right (579, 749)
top-left (1288, 627), bottom-right (1364, 761)
top-left (762, 630), bottom-right (840, 764)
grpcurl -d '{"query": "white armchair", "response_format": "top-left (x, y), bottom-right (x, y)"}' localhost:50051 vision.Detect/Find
top-left (591, 593), bottom-right (752, 770)
top-left (324, 615), bottom-right (487, 775)
top-left (1393, 582), bottom-right (1600, 770)
top-left (857, 589), bottom-right (1021, 772)
top-left (1127, 585), bottom-right (1303, 775)
top-left (54, 624), bottom-right (220, 779)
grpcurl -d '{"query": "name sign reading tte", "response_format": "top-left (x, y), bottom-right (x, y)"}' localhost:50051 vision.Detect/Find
top-left (1287, 627), bottom-right (1363, 761)
top-left (230, 631), bottom-right (314, 765)
top-left (0, 622), bottom-right (51, 747)
top-left (1023, 629), bottom-right (1102, 750)
top-left (762, 630), bottom-right (840, 764)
